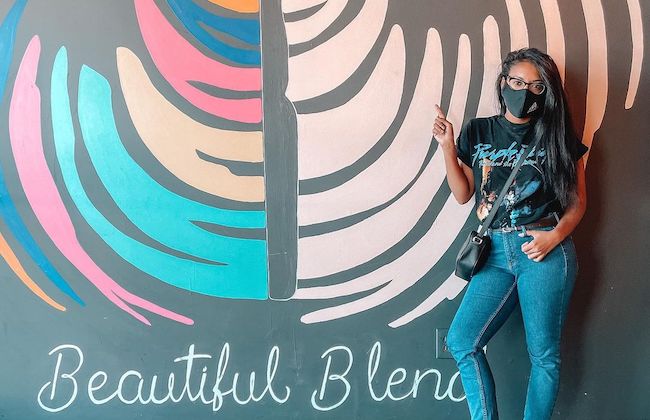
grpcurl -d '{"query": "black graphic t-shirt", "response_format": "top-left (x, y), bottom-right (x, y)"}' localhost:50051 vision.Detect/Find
top-left (456, 115), bottom-right (588, 228)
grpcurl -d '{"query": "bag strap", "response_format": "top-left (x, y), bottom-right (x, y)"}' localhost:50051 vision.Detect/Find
top-left (477, 127), bottom-right (541, 234)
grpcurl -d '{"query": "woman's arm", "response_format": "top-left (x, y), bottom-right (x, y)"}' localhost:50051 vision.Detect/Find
top-left (521, 158), bottom-right (587, 262)
top-left (432, 105), bottom-right (475, 204)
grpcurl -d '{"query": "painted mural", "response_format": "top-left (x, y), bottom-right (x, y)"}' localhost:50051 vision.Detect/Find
top-left (0, 0), bottom-right (646, 417)
top-left (0, 0), bottom-right (644, 324)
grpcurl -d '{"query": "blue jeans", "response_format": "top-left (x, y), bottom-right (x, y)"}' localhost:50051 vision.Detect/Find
top-left (447, 226), bottom-right (577, 420)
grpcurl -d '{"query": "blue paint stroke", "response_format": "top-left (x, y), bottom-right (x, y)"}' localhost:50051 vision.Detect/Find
top-left (51, 48), bottom-right (267, 298)
top-left (169, 0), bottom-right (260, 45)
top-left (0, 0), bottom-right (84, 305)
top-left (167, 0), bottom-right (260, 65)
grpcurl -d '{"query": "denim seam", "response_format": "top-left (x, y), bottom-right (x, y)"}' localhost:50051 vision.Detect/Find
top-left (470, 355), bottom-right (487, 419)
top-left (503, 233), bottom-right (515, 272)
top-left (472, 281), bottom-right (517, 348)
top-left (557, 240), bottom-right (569, 342)
top-left (547, 239), bottom-right (570, 413)
top-left (472, 280), bottom-right (518, 419)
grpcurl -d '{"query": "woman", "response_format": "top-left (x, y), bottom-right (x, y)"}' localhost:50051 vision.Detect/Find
top-left (432, 48), bottom-right (587, 420)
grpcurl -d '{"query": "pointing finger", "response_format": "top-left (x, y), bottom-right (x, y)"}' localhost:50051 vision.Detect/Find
top-left (434, 104), bottom-right (446, 119)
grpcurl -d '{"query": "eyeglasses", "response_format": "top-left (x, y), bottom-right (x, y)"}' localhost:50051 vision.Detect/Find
top-left (506, 75), bottom-right (546, 95)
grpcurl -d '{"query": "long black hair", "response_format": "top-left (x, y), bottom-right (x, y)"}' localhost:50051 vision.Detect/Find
top-left (495, 47), bottom-right (580, 208)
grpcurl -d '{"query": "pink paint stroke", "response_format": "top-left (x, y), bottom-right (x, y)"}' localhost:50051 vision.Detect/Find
top-left (134, 0), bottom-right (262, 123)
top-left (8, 36), bottom-right (193, 326)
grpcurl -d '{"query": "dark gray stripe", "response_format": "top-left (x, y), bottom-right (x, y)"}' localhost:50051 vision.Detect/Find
top-left (283, 2), bottom-right (327, 23)
top-left (297, 31), bottom-right (422, 194)
top-left (298, 181), bottom-right (453, 287)
top-left (292, 23), bottom-right (392, 114)
top-left (288, 0), bottom-right (364, 57)
top-left (261, 0), bottom-right (298, 299)
top-left (73, 124), bottom-right (225, 266)
top-left (195, 149), bottom-right (264, 176)
top-left (199, 21), bottom-right (261, 51)
top-left (192, 220), bottom-right (266, 240)
top-left (188, 80), bottom-right (261, 99)
top-left (299, 137), bottom-right (437, 237)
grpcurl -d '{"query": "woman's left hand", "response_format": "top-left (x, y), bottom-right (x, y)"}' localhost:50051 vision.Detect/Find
top-left (521, 230), bottom-right (563, 262)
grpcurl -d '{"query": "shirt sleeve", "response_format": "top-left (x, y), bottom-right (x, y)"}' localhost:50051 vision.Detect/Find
top-left (455, 119), bottom-right (474, 167)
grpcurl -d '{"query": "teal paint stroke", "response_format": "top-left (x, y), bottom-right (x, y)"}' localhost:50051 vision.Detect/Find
top-left (78, 64), bottom-right (265, 247)
top-left (51, 48), bottom-right (267, 299)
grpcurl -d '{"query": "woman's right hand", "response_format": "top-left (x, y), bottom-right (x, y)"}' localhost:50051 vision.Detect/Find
top-left (432, 104), bottom-right (454, 149)
top-left (431, 105), bottom-right (474, 203)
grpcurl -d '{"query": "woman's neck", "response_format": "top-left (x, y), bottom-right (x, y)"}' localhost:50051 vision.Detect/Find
top-left (504, 109), bottom-right (531, 124)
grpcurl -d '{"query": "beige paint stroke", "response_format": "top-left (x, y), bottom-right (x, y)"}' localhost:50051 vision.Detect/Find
top-left (477, 16), bottom-right (501, 117)
top-left (447, 34), bottom-right (471, 136)
top-left (285, 0), bottom-right (348, 45)
top-left (286, 0), bottom-right (389, 101)
top-left (505, 0), bottom-right (529, 50)
top-left (297, 23), bottom-right (488, 325)
top-left (116, 47), bottom-right (264, 202)
top-left (626, 0), bottom-right (643, 109)
top-left (297, 28), bottom-right (439, 225)
top-left (296, 29), bottom-right (471, 302)
top-left (540, 0), bottom-right (566, 82)
top-left (297, 146), bottom-right (447, 279)
top-left (296, 194), bottom-right (470, 300)
top-left (295, 32), bottom-right (449, 281)
top-left (581, 0), bottom-right (608, 161)
top-left (389, 274), bottom-right (467, 327)
top-left (298, 194), bottom-right (472, 322)
top-left (296, 25), bottom-right (405, 181)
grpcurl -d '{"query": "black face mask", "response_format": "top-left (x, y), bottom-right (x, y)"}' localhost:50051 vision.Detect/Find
top-left (501, 84), bottom-right (544, 118)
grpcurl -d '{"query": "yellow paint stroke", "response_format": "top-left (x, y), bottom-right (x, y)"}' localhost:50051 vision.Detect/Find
top-left (0, 231), bottom-right (66, 311)
top-left (581, 0), bottom-right (608, 162)
top-left (117, 47), bottom-right (265, 202)
top-left (625, 0), bottom-right (643, 109)
top-left (208, 0), bottom-right (259, 13)
top-left (540, 0), bottom-right (566, 83)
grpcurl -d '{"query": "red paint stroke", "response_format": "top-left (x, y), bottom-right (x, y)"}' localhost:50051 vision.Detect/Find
top-left (134, 0), bottom-right (262, 123)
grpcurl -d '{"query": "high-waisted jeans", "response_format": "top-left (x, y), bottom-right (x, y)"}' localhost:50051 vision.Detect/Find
top-left (447, 226), bottom-right (577, 420)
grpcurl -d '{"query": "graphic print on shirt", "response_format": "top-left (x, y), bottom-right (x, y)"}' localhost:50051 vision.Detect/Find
top-left (472, 142), bottom-right (546, 227)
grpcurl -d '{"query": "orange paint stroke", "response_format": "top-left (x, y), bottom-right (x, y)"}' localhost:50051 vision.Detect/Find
top-left (208, 0), bottom-right (259, 13)
top-left (0, 231), bottom-right (66, 311)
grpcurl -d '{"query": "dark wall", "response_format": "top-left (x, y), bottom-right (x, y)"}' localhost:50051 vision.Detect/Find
top-left (0, 1), bottom-right (647, 419)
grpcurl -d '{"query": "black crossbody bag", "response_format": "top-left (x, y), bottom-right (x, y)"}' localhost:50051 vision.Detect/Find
top-left (455, 130), bottom-right (541, 281)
